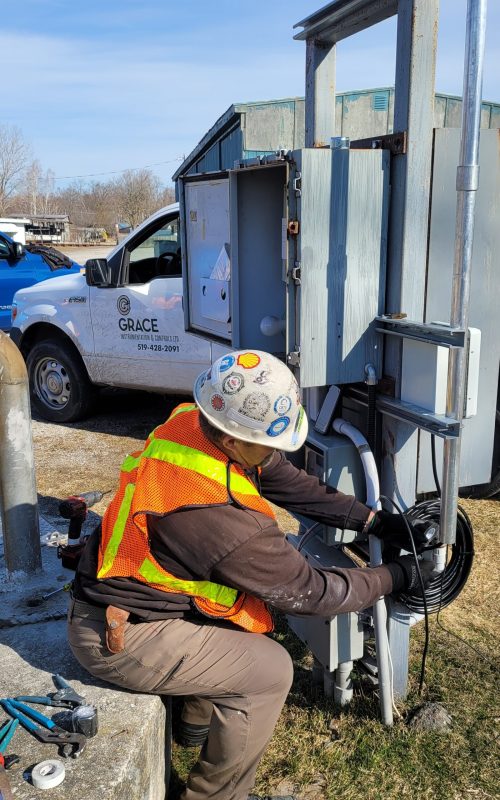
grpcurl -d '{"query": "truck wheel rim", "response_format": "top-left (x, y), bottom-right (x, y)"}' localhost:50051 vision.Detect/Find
top-left (34, 357), bottom-right (71, 409)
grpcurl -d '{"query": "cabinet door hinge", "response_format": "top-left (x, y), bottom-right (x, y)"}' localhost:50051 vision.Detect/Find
top-left (287, 349), bottom-right (301, 367)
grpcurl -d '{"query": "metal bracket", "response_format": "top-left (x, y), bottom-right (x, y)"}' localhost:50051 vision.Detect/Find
top-left (350, 131), bottom-right (407, 155)
top-left (376, 395), bottom-right (460, 438)
top-left (288, 220), bottom-right (300, 236)
top-left (293, 173), bottom-right (302, 196)
top-left (287, 349), bottom-right (301, 367)
top-left (375, 316), bottom-right (466, 348)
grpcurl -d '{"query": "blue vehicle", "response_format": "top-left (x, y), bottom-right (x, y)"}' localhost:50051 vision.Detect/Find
top-left (0, 231), bottom-right (81, 331)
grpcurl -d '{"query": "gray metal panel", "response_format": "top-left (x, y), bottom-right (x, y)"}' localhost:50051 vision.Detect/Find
top-left (381, 0), bottom-right (439, 509)
top-left (298, 148), bottom-right (389, 387)
top-left (417, 128), bottom-right (500, 492)
top-left (230, 164), bottom-right (288, 352)
top-left (305, 40), bottom-right (337, 147)
top-left (480, 104), bottom-right (491, 128)
top-left (244, 102), bottom-right (296, 151)
top-left (444, 96), bottom-right (463, 127)
top-left (490, 105), bottom-right (500, 128)
top-left (434, 94), bottom-right (446, 128)
top-left (341, 91), bottom-right (390, 138)
top-left (335, 95), bottom-right (343, 136)
top-left (195, 143), bottom-right (220, 174)
top-left (183, 177), bottom-right (231, 341)
top-left (294, 100), bottom-right (306, 148)
top-left (220, 127), bottom-right (243, 170)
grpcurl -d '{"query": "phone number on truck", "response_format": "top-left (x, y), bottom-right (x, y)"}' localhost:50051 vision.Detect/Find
top-left (137, 344), bottom-right (180, 352)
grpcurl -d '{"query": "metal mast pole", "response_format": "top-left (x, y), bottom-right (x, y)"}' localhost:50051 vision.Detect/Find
top-left (441, 0), bottom-right (488, 544)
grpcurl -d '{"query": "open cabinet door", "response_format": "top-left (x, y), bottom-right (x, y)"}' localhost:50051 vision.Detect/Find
top-left (296, 147), bottom-right (390, 388)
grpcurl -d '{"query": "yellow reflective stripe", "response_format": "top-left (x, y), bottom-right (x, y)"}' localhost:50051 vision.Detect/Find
top-left (98, 482), bottom-right (136, 578)
top-left (121, 454), bottom-right (139, 473)
top-left (168, 403), bottom-right (197, 420)
top-left (143, 439), bottom-right (259, 497)
top-left (138, 557), bottom-right (237, 607)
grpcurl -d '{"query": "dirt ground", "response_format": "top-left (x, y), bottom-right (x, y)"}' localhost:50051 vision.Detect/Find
top-left (33, 389), bottom-right (186, 526)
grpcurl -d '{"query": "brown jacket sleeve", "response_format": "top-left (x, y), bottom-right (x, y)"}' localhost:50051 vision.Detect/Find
top-left (257, 451), bottom-right (371, 531)
top-left (211, 520), bottom-right (393, 617)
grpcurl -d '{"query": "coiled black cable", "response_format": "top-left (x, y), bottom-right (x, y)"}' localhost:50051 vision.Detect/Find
top-left (397, 499), bottom-right (474, 614)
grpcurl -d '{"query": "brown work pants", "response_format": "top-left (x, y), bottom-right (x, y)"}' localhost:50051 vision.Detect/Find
top-left (68, 599), bottom-right (293, 800)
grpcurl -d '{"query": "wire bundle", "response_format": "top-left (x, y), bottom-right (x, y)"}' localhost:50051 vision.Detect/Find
top-left (398, 499), bottom-right (474, 613)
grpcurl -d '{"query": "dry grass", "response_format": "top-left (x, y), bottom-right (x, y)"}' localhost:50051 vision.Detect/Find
top-left (172, 498), bottom-right (500, 800)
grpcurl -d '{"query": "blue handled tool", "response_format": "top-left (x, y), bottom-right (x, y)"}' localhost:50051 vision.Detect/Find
top-left (0, 699), bottom-right (86, 759)
top-left (0, 718), bottom-right (19, 800)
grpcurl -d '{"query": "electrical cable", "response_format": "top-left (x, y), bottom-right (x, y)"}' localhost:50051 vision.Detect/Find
top-left (379, 495), bottom-right (430, 694)
top-left (430, 435), bottom-right (441, 496)
top-left (397, 499), bottom-right (474, 614)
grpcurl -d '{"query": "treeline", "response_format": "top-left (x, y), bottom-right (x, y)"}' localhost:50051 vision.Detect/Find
top-left (0, 124), bottom-right (175, 232)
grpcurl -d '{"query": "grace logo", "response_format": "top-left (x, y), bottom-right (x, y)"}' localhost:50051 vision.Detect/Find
top-left (117, 295), bottom-right (131, 315)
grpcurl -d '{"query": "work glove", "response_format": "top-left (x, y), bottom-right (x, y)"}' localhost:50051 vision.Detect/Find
top-left (366, 510), bottom-right (437, 553)
top-left (386, 555), bottom-right (439, 595)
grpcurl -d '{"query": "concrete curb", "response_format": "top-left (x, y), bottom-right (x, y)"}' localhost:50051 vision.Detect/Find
top-left (0, 619), bottom-right (167, 799)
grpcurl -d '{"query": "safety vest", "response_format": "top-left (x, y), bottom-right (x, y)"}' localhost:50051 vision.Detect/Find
top-left (97, 403), bottom-right (274, 633)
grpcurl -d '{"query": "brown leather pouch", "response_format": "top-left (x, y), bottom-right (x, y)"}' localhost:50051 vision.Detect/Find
top-left (105, 605), bottom-right (130, 653)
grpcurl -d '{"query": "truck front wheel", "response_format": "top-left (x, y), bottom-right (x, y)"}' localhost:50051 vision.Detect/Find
top-left (26, 338), bottom-right (96, 423)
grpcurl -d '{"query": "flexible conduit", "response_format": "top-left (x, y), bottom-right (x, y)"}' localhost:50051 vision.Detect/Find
top-left (332, 418), bottom-right (393, 726)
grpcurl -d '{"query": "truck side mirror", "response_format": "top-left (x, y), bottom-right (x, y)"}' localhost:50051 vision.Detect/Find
top-left (13, 242), bottom-right (25, 259)
top-left (85, 258), bottom-right (111, 287)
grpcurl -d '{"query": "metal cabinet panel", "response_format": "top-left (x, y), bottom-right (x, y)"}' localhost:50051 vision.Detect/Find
top-left (417, 128), bottom-right (500, 492)
top-left (297, 147), bottom-right (389, 387)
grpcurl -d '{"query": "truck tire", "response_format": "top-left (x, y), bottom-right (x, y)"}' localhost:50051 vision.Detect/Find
top-left (26, 338), bottom-right (96, 423)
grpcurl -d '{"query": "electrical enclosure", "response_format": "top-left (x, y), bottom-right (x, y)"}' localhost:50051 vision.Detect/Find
top-left (180, 148), bottom-right (389, 387)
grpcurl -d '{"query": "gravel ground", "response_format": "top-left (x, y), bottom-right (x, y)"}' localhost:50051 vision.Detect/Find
top-left (58, 243), bottom-right (116, 265)
top-left (33, 390), bottom-right (185, 522)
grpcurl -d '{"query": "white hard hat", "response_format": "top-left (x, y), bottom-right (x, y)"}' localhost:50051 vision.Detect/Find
top-left (194, 350), bottom-right (308, 452)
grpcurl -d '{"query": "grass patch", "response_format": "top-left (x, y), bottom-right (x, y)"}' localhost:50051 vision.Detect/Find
top-left (172, 499), bottom-right (500, 800)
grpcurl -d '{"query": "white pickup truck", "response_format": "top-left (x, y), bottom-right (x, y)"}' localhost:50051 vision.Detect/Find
top-left (10, 203), bottom-right (219, 422)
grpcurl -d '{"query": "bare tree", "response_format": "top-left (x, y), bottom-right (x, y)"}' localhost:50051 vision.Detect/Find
top-left (114, 169), bottom-right (162, 229)
top-left (23, 160), bottom-right (56, 215)
top-left (0, 125), bottom-right (31, 215)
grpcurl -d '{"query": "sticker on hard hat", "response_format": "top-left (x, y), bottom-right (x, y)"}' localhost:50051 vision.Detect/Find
top-left (274, 395), bottom-right (292, 415)
top-left (291, 407), bottom-right (305, 447)
top-left (239, 392), bottom-right (271, 422)
top-left (266, 417), bottom-right (291, 437)
top-left (222, 373), bottom-right (244, 394)
top-left (237, 353), bottom-right (261, 369)
top-left (253, 370), bottom-right (271, 385)
top-left (219, 355), bottom-right (235, 373)
top-left (211, 394), bottom-right (225, 411)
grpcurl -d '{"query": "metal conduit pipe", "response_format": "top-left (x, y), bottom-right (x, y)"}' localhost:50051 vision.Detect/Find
top-left (441, 0), bottom-right (488, 544)
top-left (0, 332), bottom-right (41, 574)
top-left (332, 418), bottom-right (393, 726)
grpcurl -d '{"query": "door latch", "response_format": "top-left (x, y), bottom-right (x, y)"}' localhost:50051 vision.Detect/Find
top-left (290, 263), bottom-right (301, 285)
top-left (287, 220), bottom-right (300, 236)
top-left (287, 350), bottom-right (300, 367)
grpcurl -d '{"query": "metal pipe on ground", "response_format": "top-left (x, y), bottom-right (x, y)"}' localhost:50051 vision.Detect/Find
top-left (441, 0), bottom-right (488, 544)
top-left (0, 332), bottom-right (41, 574)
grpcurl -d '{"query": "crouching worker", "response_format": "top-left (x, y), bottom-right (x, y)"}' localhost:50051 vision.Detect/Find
top-left (69, 350), bottom-right (431, 800)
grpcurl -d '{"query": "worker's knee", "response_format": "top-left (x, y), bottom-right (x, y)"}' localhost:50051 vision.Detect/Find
top-left (257, 637), bottom-right (294, 698)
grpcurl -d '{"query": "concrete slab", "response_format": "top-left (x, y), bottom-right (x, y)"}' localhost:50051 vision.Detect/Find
top-left (0, 515), bottom-right (168, 799)
top-left (0, 620), bottom-right (167, 799)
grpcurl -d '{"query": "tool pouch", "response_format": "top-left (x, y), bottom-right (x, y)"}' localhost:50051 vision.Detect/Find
top-left (105, 606), bottom-right (130, 653)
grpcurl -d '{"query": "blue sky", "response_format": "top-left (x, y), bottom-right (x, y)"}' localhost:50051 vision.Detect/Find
top-left (2, 0), bottom-right (499, 188)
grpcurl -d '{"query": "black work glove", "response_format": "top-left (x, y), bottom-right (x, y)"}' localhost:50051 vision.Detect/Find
top-left (366, 510), bottom-right (435, 553)
top-left (386, 555), bottom-right (438, 594)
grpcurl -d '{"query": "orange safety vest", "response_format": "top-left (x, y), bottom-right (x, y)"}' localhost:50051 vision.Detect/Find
top-left (97, 403), bottom-right (274, 633)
